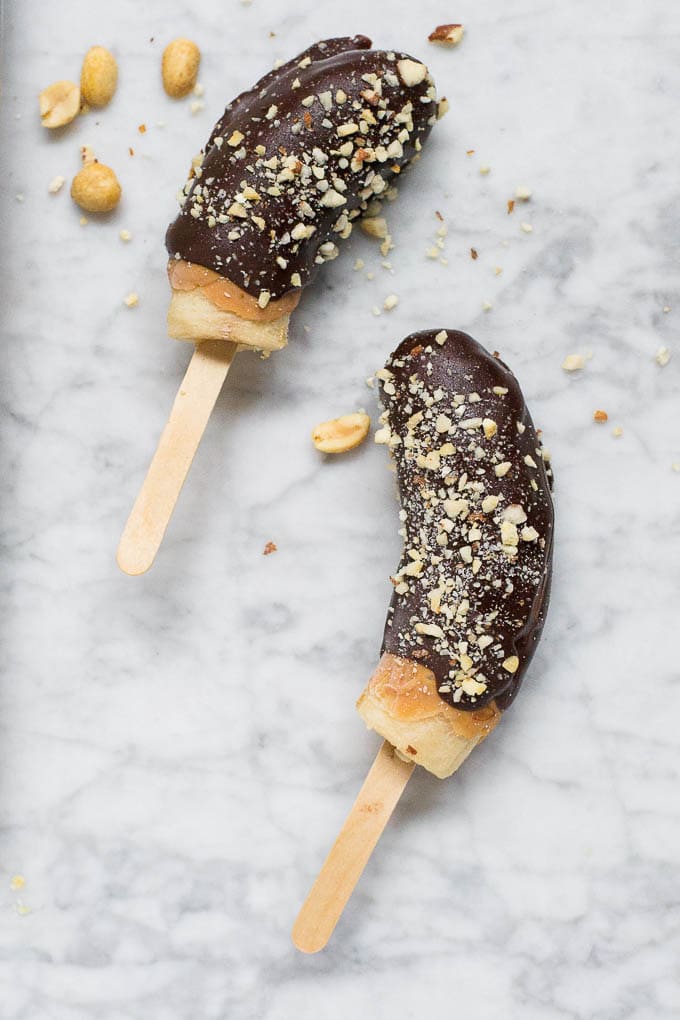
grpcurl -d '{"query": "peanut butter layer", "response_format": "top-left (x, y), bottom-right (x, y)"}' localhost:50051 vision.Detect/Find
top-left (167, 259), bottom-right (300, 323)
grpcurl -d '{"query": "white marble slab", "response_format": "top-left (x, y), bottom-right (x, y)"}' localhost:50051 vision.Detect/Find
top-left (1, 0), bottom-right (679, 1016)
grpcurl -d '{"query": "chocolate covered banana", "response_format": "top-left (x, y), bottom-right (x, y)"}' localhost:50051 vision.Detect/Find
top-left (358, 329), bottom-right (554, 776)
top-left (166, 35), bottom-right (440, 350)
top-left (294, 330), bottom-right (554, 952)
top-left (118, 38), bottom-right (440, 574)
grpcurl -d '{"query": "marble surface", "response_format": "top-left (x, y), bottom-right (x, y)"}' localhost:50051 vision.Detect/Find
top-left (1, 0), bottom-right (679, 1016)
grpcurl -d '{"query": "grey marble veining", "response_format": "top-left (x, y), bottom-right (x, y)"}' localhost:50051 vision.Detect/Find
top-left (1, 0), bottom-right (679, 1017)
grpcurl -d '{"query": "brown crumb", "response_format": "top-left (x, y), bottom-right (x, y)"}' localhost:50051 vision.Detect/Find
top-left (428, 24), bottom-right (464, 45)
top-left (470, 247), bottom-right (478, 260)
top-left (507, 199), bottom-right (515, 214)
top-left (263, 541), bottom-right (277, 556)
top-left (593, 409), bottom-right (608, 423)
top-left (128, 147), bottom-right (134, 156)
top-left (138, 123), bottom-right (146, 134)
top-left (406, 745), bottom-right (418, 755)
top-left (435, 209), bottom-right (444, 221)
top-left (466, 149), bottom-right (475, 156)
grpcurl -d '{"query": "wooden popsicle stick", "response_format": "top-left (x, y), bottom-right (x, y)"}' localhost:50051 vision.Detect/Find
top-left (292, 741), bottom-right (414, 954)
top-left (117, 339), bottom-right (238, 575)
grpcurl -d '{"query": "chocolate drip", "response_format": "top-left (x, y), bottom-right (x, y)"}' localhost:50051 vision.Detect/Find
top-left (165, 37), bottom-right (438, 303)
top-left (376, 330), bottom-right (554, 712)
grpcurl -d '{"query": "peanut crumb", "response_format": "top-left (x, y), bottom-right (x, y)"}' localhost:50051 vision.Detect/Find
top-left (593, 409), bottom-right (608, 423)
top-left (516, 185), bottom-right (532, 200)
top-left (48, 175), bottom-right (65, 194)
top-left (123, 292), bottom-right (139, 307)
top-left (562, 354), bottom-right (585, 372)
top-left (520, 222), bottom-right (533, 233)
top-left (119, 229), bottom-right (132, 242)
top-left (263, 541), bottom-right (277, 555)
top-left (428, 24), bottom-right (464, 45)
top-left (655, 346), bottom-right (671, 366)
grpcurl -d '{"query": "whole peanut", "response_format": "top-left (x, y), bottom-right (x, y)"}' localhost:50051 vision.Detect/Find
top-left (80, 46), bottom-right (118, 107)
top-left (71, 162), bottom-right (121, 213)
top-left (162, 38), bottom-right (201, 98)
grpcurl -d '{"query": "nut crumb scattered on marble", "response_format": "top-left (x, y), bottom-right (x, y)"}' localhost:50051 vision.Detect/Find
top-left (520, 221), bottom-right (533, 233)
top-left (612, 426), bottom-right (623, 437)
top-left (479, 164), bottom-right (491, 175)
top-left (384, 294), bottom-right (399, 311)
top-left (562, 353), bottom-right (585, 372)
top-left (360, 216), bottom-right (388, 240)
top-left (428, 24), bottom-right (464, 46)
top-left (48, 175), bottom-right (65, 194)
top-left (593, 409), bottom-right (608, 423)
top-left (119, 229), bottom-right (132, 242)
top-left (123, 292), bottom-right (139, 307)
top-left (263, 541), bottom-right (277, 555)
top-left (9, 875), bottom-right (26, 891)
top-left (655, 346), bottom-right (671, 366)
top-left (507, 199), bottom-right (515, 214)
top-left (482, 300), bottom-right (493, 312)
top-left (516, 185), bottom-right (532, 200)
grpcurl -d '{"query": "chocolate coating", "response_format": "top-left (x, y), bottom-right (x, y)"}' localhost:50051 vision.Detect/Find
top-left (165, 37), bottom-right (438, 303)
top-left (377, 330), bottom-right (554, 712)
